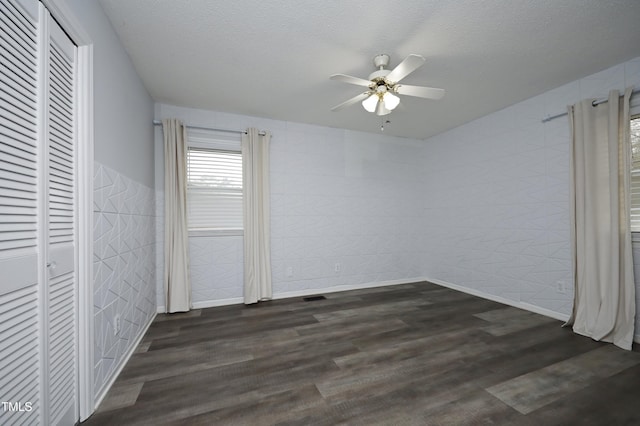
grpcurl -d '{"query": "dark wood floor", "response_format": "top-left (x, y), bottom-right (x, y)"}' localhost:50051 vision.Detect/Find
top-left (84, 282), bottom-right (640, 425)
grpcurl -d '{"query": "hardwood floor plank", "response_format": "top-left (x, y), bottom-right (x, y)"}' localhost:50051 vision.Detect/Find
top-left (486, 345), bottom-right (640, 414)
top-left (83, 281), bottom-right (640, 425)
top-left (115, 342), bottom-right (254, 384)
top-left (162, 385), bottom-right (328, 426)
top-left (312, 299), bottom-right (430, 322)
top-left (333, 327), bottom-right (481, 370)
top-left (526, 363), bottom-right (640, 425)
top-left (147, 313), bottom-right (318, 351)
top-left (479, 313), bottom-right (557, 336)
top-left (421, 389), bottom-right (535, 426)
top-left (294, 317), bottom-right (408, 338)
top-left (95, 382), bottom-right (143, 413)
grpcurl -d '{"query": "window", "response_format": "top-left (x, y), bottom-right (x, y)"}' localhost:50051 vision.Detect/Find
top-left (186, 130), bottom-right (243, 232)
top-left (631, 115), bottom-right (640, 232)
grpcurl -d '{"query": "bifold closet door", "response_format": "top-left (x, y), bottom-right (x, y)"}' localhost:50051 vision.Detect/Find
top-left (0, 1), bottom-right (78, 425)
top-left (46, 11), bottom-right (77, 426)
top-left (0, 0), bottom-right (41, 425)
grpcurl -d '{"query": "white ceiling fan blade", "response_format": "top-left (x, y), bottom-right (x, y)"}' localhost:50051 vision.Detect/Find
top-left (396, 84), bottom-right (445, 100)
top-left (331, 92), bottom-right (370, 111)
top-left (385, 54), bottom-right (426, 83)
top-left (330, 74), bottom-right (372, 87)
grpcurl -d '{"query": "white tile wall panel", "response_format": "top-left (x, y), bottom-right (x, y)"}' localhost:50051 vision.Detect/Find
top-left (188, 236), bottom-right (244, 302)
top-left (421, 56), bottom-right (640, 321)
top-left (93, 162), bottom-right (156, 397)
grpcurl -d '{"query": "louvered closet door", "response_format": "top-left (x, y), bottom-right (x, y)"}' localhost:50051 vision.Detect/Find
top-left (0, 0), bottom-right (41, 425)
top-left (46, 13), bottom-right (77, 426)
top-left (0, 2), bottom-right (78, 425)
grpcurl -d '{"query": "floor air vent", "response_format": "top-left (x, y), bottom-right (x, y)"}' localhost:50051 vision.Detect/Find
top-left (303, 295), bottom-right (326, 302)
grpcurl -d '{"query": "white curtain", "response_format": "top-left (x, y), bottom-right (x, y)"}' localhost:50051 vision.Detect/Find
top-left (566, 88), bottom-right (635, 350)
top-left (162, 119), bottom-right (191, 313)
top-left (242, 128), bottom-right (272, 304)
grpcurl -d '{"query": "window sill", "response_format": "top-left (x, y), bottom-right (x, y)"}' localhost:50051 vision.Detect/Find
top-left (189, 229), bottom-right (244, 238)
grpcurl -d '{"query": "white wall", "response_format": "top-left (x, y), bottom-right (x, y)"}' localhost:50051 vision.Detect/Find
top-left (66, 0), bottom-right (155, 187)
top-left (63, 0), bottom-right (157, 403)
top-left (155, 104), bottom-right (426, 308)
top-left (420, 56), bottom-right (640, 330)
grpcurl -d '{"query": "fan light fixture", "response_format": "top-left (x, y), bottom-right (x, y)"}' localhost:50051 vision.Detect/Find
top-left (361, 91), bottom-right (400, 116)
top-left (383, 92), bottom-right (400, 110)
top-left (330, 53), bottom-right (446, 123)
top-left (362, 94), bottom-right (378, 112)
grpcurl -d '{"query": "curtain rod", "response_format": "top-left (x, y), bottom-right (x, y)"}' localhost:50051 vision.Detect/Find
top-left (541, 88), bottom-right (639, 123)
top-left (152, 120), bottom-right (266, 136)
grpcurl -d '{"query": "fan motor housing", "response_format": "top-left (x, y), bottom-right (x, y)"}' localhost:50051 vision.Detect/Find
top-left (369, 69), bottom-right (390, 82)
top-left (373, 54), bottom-right (390, 68)
top-left (370, 54), bottom-right (391, 83)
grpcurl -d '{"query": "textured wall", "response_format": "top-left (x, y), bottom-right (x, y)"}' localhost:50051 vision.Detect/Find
top-left (154, 104), bottom-right (425, 308)
top-left (189, 236), bottom-right (244, 304)
top-left (93, 162), bottom-right (156, 397)
top-left (269, 124), bottom-right (424, 295)
top-left (420, 57), bottom-right (640, 323)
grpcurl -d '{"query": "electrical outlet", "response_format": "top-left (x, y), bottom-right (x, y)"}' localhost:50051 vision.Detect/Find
top-left (114, 314), bottom-right (121, 335)
top-left (286, 266), bottom-right (293, 277)
top-left (556, 280), bottom-right (566, 294)
top-left (334, 263), bottom-right (341, 273)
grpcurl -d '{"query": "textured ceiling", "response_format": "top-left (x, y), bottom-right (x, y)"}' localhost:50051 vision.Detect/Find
top-left (98, 0), bottom-right (640, 139)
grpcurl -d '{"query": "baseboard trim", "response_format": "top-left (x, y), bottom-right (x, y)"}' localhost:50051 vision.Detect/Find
top-left (424, 278), bottom-right (640, 344)
top-left (519, 302), bottom-right (570, 323)
top-left (272, 277), bottom-right (425, 300)
top-left (192, 297), bottom-right (244, 309)
top-left (93, 311), bottom-right (157, 411)
top-left (425, 277), bottom-right (571, 322)
top-left (170, 278), bottom-right (426, 311)
top-left (159, 297), bottom-right (244, 312)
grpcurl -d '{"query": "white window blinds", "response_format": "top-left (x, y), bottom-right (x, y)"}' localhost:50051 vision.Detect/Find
top-left (186, 130), bottom-right (243, 231)
top-left (631, 116), bottom-right (640, 232)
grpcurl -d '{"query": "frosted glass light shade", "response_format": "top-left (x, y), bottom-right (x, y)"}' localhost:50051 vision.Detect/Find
top-left (383, 92), bottom-right (400, 110)
top-left (362, 94), bottom-right (378, 112)
top-left (375, 100), bottom-right (391, 116)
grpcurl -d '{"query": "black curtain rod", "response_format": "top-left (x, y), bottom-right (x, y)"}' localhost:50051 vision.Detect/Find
top-left (541, 88), bottom-right (639, 123)
top-left (152, 120), bottom-right (266, 136)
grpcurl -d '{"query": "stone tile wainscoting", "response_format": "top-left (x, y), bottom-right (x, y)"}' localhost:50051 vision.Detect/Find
top-left (93, 162), bottom-right (157, 400)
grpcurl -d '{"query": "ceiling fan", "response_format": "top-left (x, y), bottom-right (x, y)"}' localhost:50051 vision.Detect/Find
top-left (330, 54), bottom-right (445, 116)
